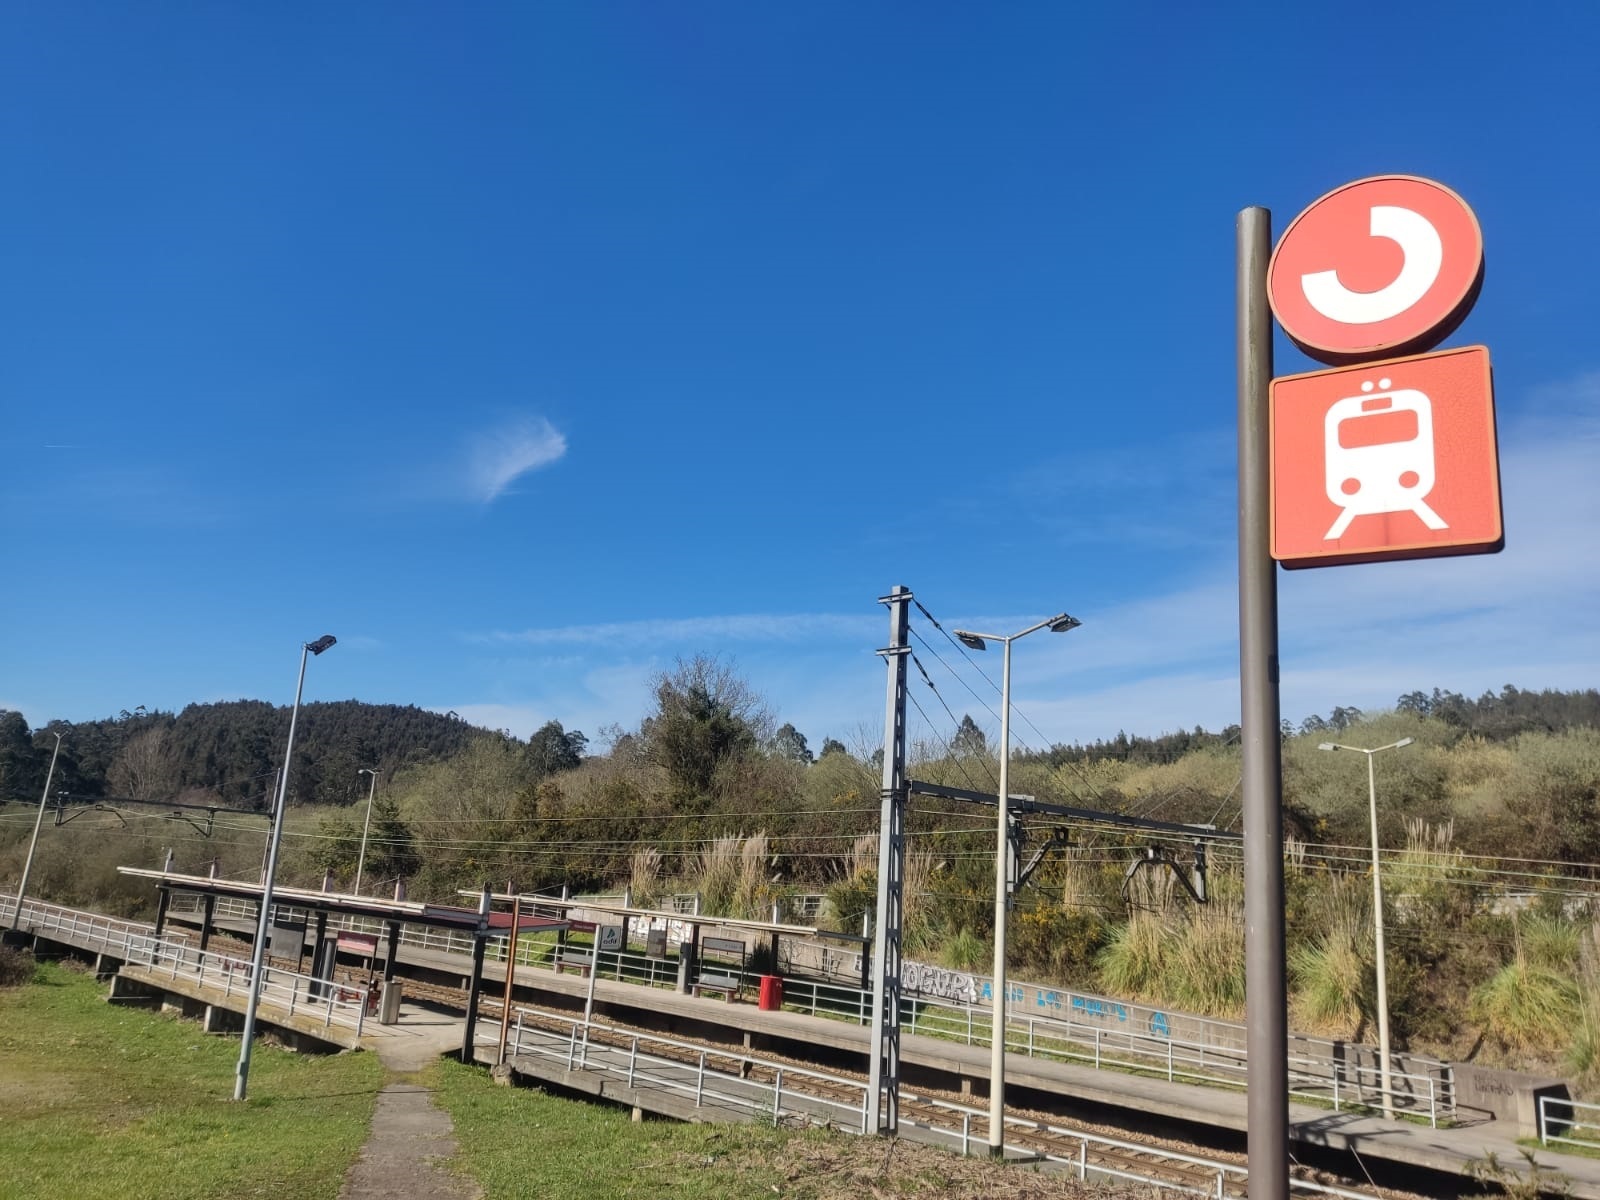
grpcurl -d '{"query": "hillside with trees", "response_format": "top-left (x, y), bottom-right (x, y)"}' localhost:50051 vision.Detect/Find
top-left (0, 700), bottom-right (493, 812)
top-left (4, 671), bottom-right (1599, 1088)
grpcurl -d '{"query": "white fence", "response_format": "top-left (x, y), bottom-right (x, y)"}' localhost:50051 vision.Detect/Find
top-left (5, 893), bottom-right (366, 1038)
top-left (1541, 1095), bottom-right (1600, 1152)
top-left (157, 890), bottom-right (1452, 1122)
top-left (2, 894), bottom-right (155, 957)
top-left (500, 1007), bottom-right (872, 1133)
top-left (125, 934), bottom-right (368, 1036)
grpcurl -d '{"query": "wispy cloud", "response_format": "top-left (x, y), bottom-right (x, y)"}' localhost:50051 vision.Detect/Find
top-left (446, 376), bottom-right (1600, 751)
top-left (466, 416), bottom-right (566, 503)
top-left (466, 612), bottom-right (875, 649)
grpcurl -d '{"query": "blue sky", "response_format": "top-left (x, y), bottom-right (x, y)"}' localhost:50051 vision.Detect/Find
top-left (4, 4), bottom-right (1598, 756)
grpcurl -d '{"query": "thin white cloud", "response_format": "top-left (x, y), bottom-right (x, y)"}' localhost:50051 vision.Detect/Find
top-left (467, 612), bottom-right (875, 649)
top-left (916, 383), bottom-right (1600, 746)
top-left (467, 417), bottom-right (567, 503)
top-left (444, 376), bottom-right (1599, 753)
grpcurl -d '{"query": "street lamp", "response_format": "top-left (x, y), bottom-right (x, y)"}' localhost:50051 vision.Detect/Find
top-left (235, 634), bottom-right (336, 1102)
top-left (1318, 735), bottom-right (1413, 1119)
top-left (951, 611), bottom-right (1081, 1156)
top-left (7, 730), bottom-right (64, 937)
top-left (354, 768), bottom-right (380, 895)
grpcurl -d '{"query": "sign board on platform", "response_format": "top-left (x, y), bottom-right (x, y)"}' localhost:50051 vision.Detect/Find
top-left (337, 931), bottom-right (379, 956)
top-left (1271, 344), bottom-right (1501, 567)
top-left (598, 924), bottom-right (624, 952)
top-left (269, 919), bottom-right (306, 958)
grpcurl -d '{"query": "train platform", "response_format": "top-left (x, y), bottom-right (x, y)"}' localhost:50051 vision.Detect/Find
top-left (164, 905), bottom-right (1600, 1196)
top-left (373, 951), bottom-right (1600, 1198)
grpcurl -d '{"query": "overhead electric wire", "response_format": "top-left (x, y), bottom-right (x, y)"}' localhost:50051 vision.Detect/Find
top-left (909, 651), bottom-right (996, 793)
top-left (914, 596), bottom-right (1117, 811)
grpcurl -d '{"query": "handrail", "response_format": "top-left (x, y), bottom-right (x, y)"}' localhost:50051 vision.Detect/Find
top-left (80, 892), bottom-right (1456, 1122)
top-left (503, 1007), bottom-right (869, 1133)
top-left (1540, 1095), bottom-right (1600, 1151)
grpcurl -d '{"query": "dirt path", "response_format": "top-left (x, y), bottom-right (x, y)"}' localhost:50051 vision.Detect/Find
top-left (340, 1017), bottom-right (481, 1200)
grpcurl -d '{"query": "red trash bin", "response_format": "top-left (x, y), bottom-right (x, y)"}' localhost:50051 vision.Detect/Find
top-left (758, 975), bottom-right (783, 1011)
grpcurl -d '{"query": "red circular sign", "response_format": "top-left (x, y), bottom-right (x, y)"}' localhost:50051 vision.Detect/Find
top-left (1268, 175), bottom-right (1483, 365)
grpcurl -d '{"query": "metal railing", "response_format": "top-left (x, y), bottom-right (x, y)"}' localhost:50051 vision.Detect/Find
top-left (2, 895), bottom-right (155, 956)
top-left (1541, 1095), bottom-right (1600, 1152)
top-left (125, 936), bottom-right (368, 1036)
top-left (7, 893), bottom-right (365, 1037)
top-left (158, 890), bottom-right (1453, 1122)
top-left (901, 1088), bottom-right (1375, 1199)
top-left (502, 1008), bottom-right (872, 1134)
top-left (896, 993), bottom-right (1444, 1127)
top-left (773, 973), bottom-right (873, 1025)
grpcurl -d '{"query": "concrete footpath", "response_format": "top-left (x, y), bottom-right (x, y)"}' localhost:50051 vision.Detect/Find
top-left (340, 1003), bottom-right (481, 1200)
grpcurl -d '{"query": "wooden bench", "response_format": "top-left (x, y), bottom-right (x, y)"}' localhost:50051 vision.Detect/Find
top-left (692, 972), bottom-right (741, 1001)
top-left (554, 949), bottom-right (592, 977)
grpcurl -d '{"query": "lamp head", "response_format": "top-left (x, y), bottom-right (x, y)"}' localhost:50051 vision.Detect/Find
top-left (1395, 737), bottom-right (1415, 749)
top-left (1317, 743), bottom-right (1338, 752)
top-left (1047, 613), bottom-right (1082, 633)
top-left (953, 631), bottom-right (988, 651)
top-left (306, 635), bottom-right (337, 656)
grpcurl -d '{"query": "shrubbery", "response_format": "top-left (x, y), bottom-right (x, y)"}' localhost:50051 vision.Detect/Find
top-left (0, 945), bottom-right (36, 988)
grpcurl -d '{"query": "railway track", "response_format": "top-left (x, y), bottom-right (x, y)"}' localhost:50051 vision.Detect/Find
top-left (399, 976), bottom-right (1281, 1198)
top-left (186, 935), bottom-right (1366, 1198)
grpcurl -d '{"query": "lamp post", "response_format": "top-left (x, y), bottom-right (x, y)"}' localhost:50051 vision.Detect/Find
top-left (952, 612), bottom-right (1080, 1156)
top-left (235, 634), bottom-right (336, 1102)
top-left (354, 767), bottom-right (380, 895)
top-left (1318, 735), bottom-right (1413, 1119)
top-left (8, 730), bottom-right (64, 936)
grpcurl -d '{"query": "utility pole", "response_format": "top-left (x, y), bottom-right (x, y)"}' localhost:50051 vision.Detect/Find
top-left (867, 586), bottom-right (910, 1133)
top-left (8, 731), bottom-right (64, 937)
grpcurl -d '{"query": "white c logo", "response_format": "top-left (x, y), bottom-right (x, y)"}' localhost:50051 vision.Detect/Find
top-left (1300, 205), bottom-right (1443, 325)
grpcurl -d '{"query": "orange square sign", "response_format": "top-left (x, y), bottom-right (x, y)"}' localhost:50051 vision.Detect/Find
top-left (1270, 345), bottom-right (1502, 568)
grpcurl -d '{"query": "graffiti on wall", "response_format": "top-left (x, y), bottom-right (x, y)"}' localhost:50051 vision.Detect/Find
top-left (903, 961), bottom-right (982, 1005)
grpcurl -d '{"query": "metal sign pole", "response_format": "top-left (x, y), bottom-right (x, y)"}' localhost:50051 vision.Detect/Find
top-left (1237, 206), bottom-right (1289, 1199)
top-left (497, 894), bottom-right (521, 1065)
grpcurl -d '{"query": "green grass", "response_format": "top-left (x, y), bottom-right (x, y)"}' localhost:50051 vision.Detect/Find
top-left (429, 1057), bottom-right (793, 1199)
top-left (0, 961), bottom-right (384, 1200)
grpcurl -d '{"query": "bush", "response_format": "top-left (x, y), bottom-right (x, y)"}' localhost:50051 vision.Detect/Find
top-left (1096, 912), bottom-right (1171, 999)
top-left (1471, 955), bottom-right (1581, 1054)
top-left (0, 945), bottom-right (36, 987)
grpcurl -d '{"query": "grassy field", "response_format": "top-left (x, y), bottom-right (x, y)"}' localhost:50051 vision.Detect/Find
top-left (2, 958), bottom-right (1129, 1200)
top-left (427, 1055), bottom-right (1129, 1200)
top-left (0, 959), bottom-right (384, 1200)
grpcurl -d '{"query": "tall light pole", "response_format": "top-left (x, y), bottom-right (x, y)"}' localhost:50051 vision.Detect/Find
top-left (8, 730), bottom-right (64, 935)
top-left (1318, 735), bottom-right (1413, 1119)
top-left (354, 767), bottom-right (380, 895)
top-left (952, 612), bottom-right (1080, 1156)
top-left (235, 634), bottom-right (336, 1102)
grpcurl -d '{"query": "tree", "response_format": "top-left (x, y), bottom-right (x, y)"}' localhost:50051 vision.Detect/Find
top-left (106, 726), bottom-right (175, 800)
top-left (951, 714), bottom-right (988, 759)
top-left (640, 655), bottom-right (771, 799)
top-left (819, 737), bottom-right (848, 759)
top-left (0, 711), bottom-right (41, 801)
top-left (1396, 691), bottom-right (1432, 717)
top-left (528, 720), bottom-right (587, 778)
top-left (1328, 706), bottom-right (1363, 733)
top-left (771, 723), bottom-right (813, 764)
top-left (313, 794), bottom-right (420, 886)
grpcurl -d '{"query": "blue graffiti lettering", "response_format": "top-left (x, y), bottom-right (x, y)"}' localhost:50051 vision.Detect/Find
top-left (1069, 995), bottom-right (1129, 1022)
